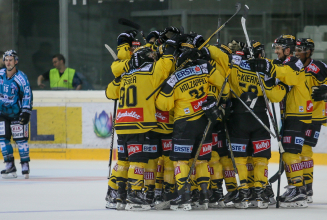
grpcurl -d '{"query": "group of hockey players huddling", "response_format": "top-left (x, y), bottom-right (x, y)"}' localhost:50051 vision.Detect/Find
top-left (104, 24), bottom-right (327, 211)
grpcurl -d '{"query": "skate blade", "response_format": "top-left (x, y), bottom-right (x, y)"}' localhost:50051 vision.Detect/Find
top-left (257, 201), bottom-right (269, 209)
top-left (224, 202), bottom-right (235, 208)
top-left (2, 172), bottom-right (18, 179)
top-left (234, 201), bottom-right (248, 209)
top-left (116, 202), bottom-right (126, 210)
top-left (208, 201), bottom-right (225, 208)
top-left (306, 196), bottom-right (313, 203)
top-left (125, 203), bottom-right (151, 211)
top-left (155, 201), bottom-right (170, 210)
top-left (192, 202), bottom-right (208, 210)
top-left (106, 202), bottom-right (117, 209)
top-left (24, 174), bottom-right (29, 179)
top-left (170, 204), bottom-right (192, 211)
top-left (280, 200), bottom-right (308, 208)
top-left (268, 197), bottom-right (277, 205)
top-left (248, 200), bottom-right (258, 208)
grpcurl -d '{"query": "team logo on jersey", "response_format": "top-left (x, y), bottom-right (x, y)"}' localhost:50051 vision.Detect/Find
top-left (191, 95), bottom-right (207, 112)
top-left (230, 143), bottom-right (246, 152)
top-left (291, 162), bottom-right (303, 172)
top-left (175, 65), bottom-right (203, 81)
top-left (143, 144), bottom-right (157, 153)
top-left (174, 144), bottom-right (193, 153)
top-left (127, 144), bottom-right (142, 156)
top-left (306, 63), bottom-right (320, 74)
top-left (155, 109), bottom-right (169, 123)
top-left (117, 145), bottom-right (124, 153)
top-left (144, 172), bottom-right (154, 180)
top-left (199, 143), bottom-right (212, 156)
top-left (299, 106), bottom-right (304, 112)
top-left (307, 100), bottom-right (313, 112)
top-left (224, 170), bottom-right (235, 178)
top-left (253, 139), bottom-right (271, 154)
top-left (305, 129), bottom-right (312, 137)
top-left (302, 160), bottom-right (314, 169)
top-left (212, 133), bottom-right (218, 146)
top-left (283, 136), bottom-right (292, 143)
top-left (295, 137), bottom-right (304, 146)
top-left (184, 107), bottom-right (190, 114)
top-left (162, 139), bottom-right (172, 151)
top-left (314, 131), bottom-right (320, 139)
top-left (246, 163), bottom-right (254, 171)
top-left (134, 167), bottom-right (144, 175)
top-left (116, 108), bottom-right (144, 123)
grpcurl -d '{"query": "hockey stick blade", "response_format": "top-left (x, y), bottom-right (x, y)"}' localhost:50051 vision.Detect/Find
top-left (118, 18), bottom-right (141, 30)
top-left (269, 165), bottom-right (284, 183)
top-left (105, 44), bottom-right (118, 60)
top-left (242, 4), bottom-right (249, 20)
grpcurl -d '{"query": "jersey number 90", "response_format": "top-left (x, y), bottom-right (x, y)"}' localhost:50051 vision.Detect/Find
top-left (119, 85), bottom-right (137, 108)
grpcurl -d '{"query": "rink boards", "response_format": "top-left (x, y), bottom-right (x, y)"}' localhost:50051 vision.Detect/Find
top-left (0, 91), bottom-right (326, 164)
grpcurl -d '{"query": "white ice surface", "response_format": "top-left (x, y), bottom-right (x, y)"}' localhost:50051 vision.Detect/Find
top-left (1, 160), bottom-right (327, 220)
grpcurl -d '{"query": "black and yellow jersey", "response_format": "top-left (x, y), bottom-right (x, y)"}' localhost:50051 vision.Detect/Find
top-left (207, 44), bottom-right (231, 75)
top-left (153, 109), bottom-right (174, 134)
top-left (111, 43), bottom-right (132, 77)
top-left (304, 59), bottom-right (327, 124)
top-left (106, 54), bottom-right (175, 134)
top-left (155, 60), bottom-right (229, 122)
top-left (271, 56), bottom-right (312, 124)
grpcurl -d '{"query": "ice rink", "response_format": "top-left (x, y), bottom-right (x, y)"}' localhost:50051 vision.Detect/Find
top-left (1, 160), bottom-right (327, 220)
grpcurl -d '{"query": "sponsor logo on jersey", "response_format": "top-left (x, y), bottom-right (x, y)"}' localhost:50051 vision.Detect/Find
top-left (134, 167), bottom-right (144, 175)
top-left (191, 95), bottom-right (207, 112)
top-left (155, 109), bottom-right (169, 123)
top-left (230, 143), bottom-right (246, 152)
top-left (232, 55), bottom-right (242, 65)
top-left (144, 172), bottom-right (154, 180)
top-left (295, 137), bottom-right (304, 146)
top-left (162, 139), bottom-right (172, 151)
top-left (246, 163), bottom-right (254, 171)
top-left (299, 106), bottom-right (304, 112)
top-left (191, 168), bottom-right (196, 175)
top-left (174, 166), bottom-right (181, 175)
top-left (184, 107), bottom-right (190, 114)
top-left (175, 65), bottom-right (203, 81)
top-left (11, 124), bottom-right (23, 133)
top-left (291, 162), bottom-right (303, 172)
top-left (283, 136), bottom-right (292, 143)
top-left (143, 144), bottom-right (157, 153)
top-left (127, 144), bottom-right (142, 156)
top-left (285, 164), bottom-right (291, 173)
top-left (306, 63), bottom-right (320, 74)
top-left (224, 170), bottom-right (235, 178)
top-left (113, 163), bottom-right (118, 171)
top-left (239, 60), bottom-right (251, 70)
top-left (295, 59), bottom-right (304, 70)
top-left (302, 160), bottom-right (314, 169)
top-left (283, 57), bottom-right (291, 64)
top-left (116, 108), bottom-right (144, 123)
top-left (307, 100), bottom-right (313, 112)
top-left (199, 143), bottom-right (212, 156)
top-left (253, 139), bottom-right (271, 154)
top-left (212, 133), bottom-right (218, 146)
top-left (264, 169), bottom-right (268, 177)
top-left (0, 121), bottom-right (5, 135)
top-left (24, 124), bottom-right (28, 137)
top-left (305, 129), bottom-right (312, 137)
top-left (217, 140), bottom-right (223, 148)
top-left (174, 144), bottom-right (193, 153)
top-left (314, 131), bottom-right (320, 139)
top-left (167, 75), bottom-right (178, 87)
top-left (157, 165), bottom-right (162, 172)
top-left (236, 51), bottom-right (244, 56)
top-left (208, 165), bottom-right (214, 175)
top-left (117, 145), bottom-right (124, 153)
top-left (16, 74), bottom-right (26, 86)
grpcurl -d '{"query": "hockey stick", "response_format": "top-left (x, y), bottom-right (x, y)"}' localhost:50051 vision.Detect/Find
top-left (108, 100), bottom-right (117, 179)
top-left (241, 5), bottom-right (278, 135)
top-left (217, 18), bottom-right (221, 44)
top-left (118, 18), bottom-right (146, 43)
top-left (230, 89), bottom-right (276, 138)
top-left (146, 2), bottom-right (242, 100)
top-left (104, 44), bottom-right (118, 60)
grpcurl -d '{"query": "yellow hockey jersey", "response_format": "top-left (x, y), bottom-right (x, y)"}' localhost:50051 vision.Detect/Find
top-left (155, 60), bottom-right (229, 122)
top-left (304, 59), bottom-right (327, 124)
top-left (111, 43), bottom-right (132, 77)
top-left (106, 54), bottom-right (174, 134)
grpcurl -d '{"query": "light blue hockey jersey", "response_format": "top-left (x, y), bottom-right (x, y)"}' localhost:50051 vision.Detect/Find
top-left (0, 68), bottom-right (33, 118)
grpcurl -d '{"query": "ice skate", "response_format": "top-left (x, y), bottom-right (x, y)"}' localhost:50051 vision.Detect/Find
top-left (116, 182), bottom-right (127, 210)
top-left (192, 183), bottom-right (209, 210)
top-left (125, 190), bottom-right (151, 211)
top-left (265, 183), bottom-right (276, 205)
top-left (247, 187), bottom-right (258, 208)
top-left (21, 162), bottom-right (30, 179)
top-left (254, 187), bottom-right (269, 209)
top-left (209, 188), bottom-right (225, 208)
top-left (233, 189), bottom-right (249, 209)
top-left (153, 189), bottom-right (163, 206)
top-left (154, 190), bottom-right (177, 210)
top-left (105, 186), bottom-right (118, 209)
top-left (224, 190), bottom-right (238, 207)
top-left (306, 183), bottom-right (313, 203)
top-left (279, 185), bottom-right (308, 208)
top-left (170, 183), bottom-right (192, 211)
top-left (144, 189), bottom-right (155, 205)
top-left (1, 161), bottom-right (17, 179)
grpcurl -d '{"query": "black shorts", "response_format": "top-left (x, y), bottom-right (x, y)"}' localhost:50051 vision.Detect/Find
top-left (212, 121), bottom-right (229, 157)
top-left (282, 119), bottom-right (310, 154)
top-left (303, 123), bottom-right (322, 148)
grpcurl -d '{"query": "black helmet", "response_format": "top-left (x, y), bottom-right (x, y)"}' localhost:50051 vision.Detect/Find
top-left (296, 38), bottom-right (315, 53)
top-left (133, 46), bottom-right (156, 66)
top-left (272, 35), bottom-right (296, 52)
top-left (252, 40), bottom-right (265, 58)
top-left (179, 33), bottom-right (196, 52)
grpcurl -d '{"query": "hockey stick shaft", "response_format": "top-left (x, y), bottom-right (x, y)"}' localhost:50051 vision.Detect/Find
top-left (105, 44), bottom-right (118, 60)
top-left (217, 18), bottom-right (221, 44)
top-left (108, 100), bottom-right (117, 178)
top-left (146, 2), bottom-right (241, 101)
top-left (230, 89), bottom-right (276, 138)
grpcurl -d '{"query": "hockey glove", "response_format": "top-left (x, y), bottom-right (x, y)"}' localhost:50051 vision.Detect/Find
top-left (311, 85), bottom-right (327, 102)
top-left (19, 112), bottom-right (31, 125)
top-left (192, 34), bottom-right (205, 48)
top-left (247, 58), bottom-right (273, 77)
top-left (202, 97), bottom-right (220, 124)
top-left (117, 30), bottom-right (138, 46)
top-left (146, 30), bottom-right (160, 43)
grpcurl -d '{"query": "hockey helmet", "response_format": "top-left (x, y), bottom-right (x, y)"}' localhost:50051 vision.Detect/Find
top-left (215, 43), bottom-right (233, 55)
top-left (295, 38), bottom-right (315, 53)
top-left (228, 40), bottom-right (245, 54)
top-left (133, 46), bottom-right (156, 65)
top-left (3, 50), bottom-right (19, 62)
top-left (252, 40), bottom-right (265, 58)
top-left (272, 35), bottom-right (296, 52)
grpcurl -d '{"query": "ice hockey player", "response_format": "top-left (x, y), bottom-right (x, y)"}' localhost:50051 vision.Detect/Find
top-left (295, 38), bottom-right (327, 203)
top-left (106, 32), bottom-right (186, 211)
top-left (248, 34), bottom-right (313, 208)
top-left (0, 50), bottom-right (33, 179)
top-left (155, 43), bottom-right (229, 210)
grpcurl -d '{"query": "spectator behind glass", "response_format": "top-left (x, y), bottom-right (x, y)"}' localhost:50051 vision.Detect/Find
top-left (37, 54), bottom-right (82, 90)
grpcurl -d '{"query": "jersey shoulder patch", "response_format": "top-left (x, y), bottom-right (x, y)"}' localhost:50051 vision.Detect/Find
top-left (0, 68), bottom-right (5, 76)
top-left (239, 60), bottom-right (251, 70)
top-left (231, 55), bottom-right (242, 66)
